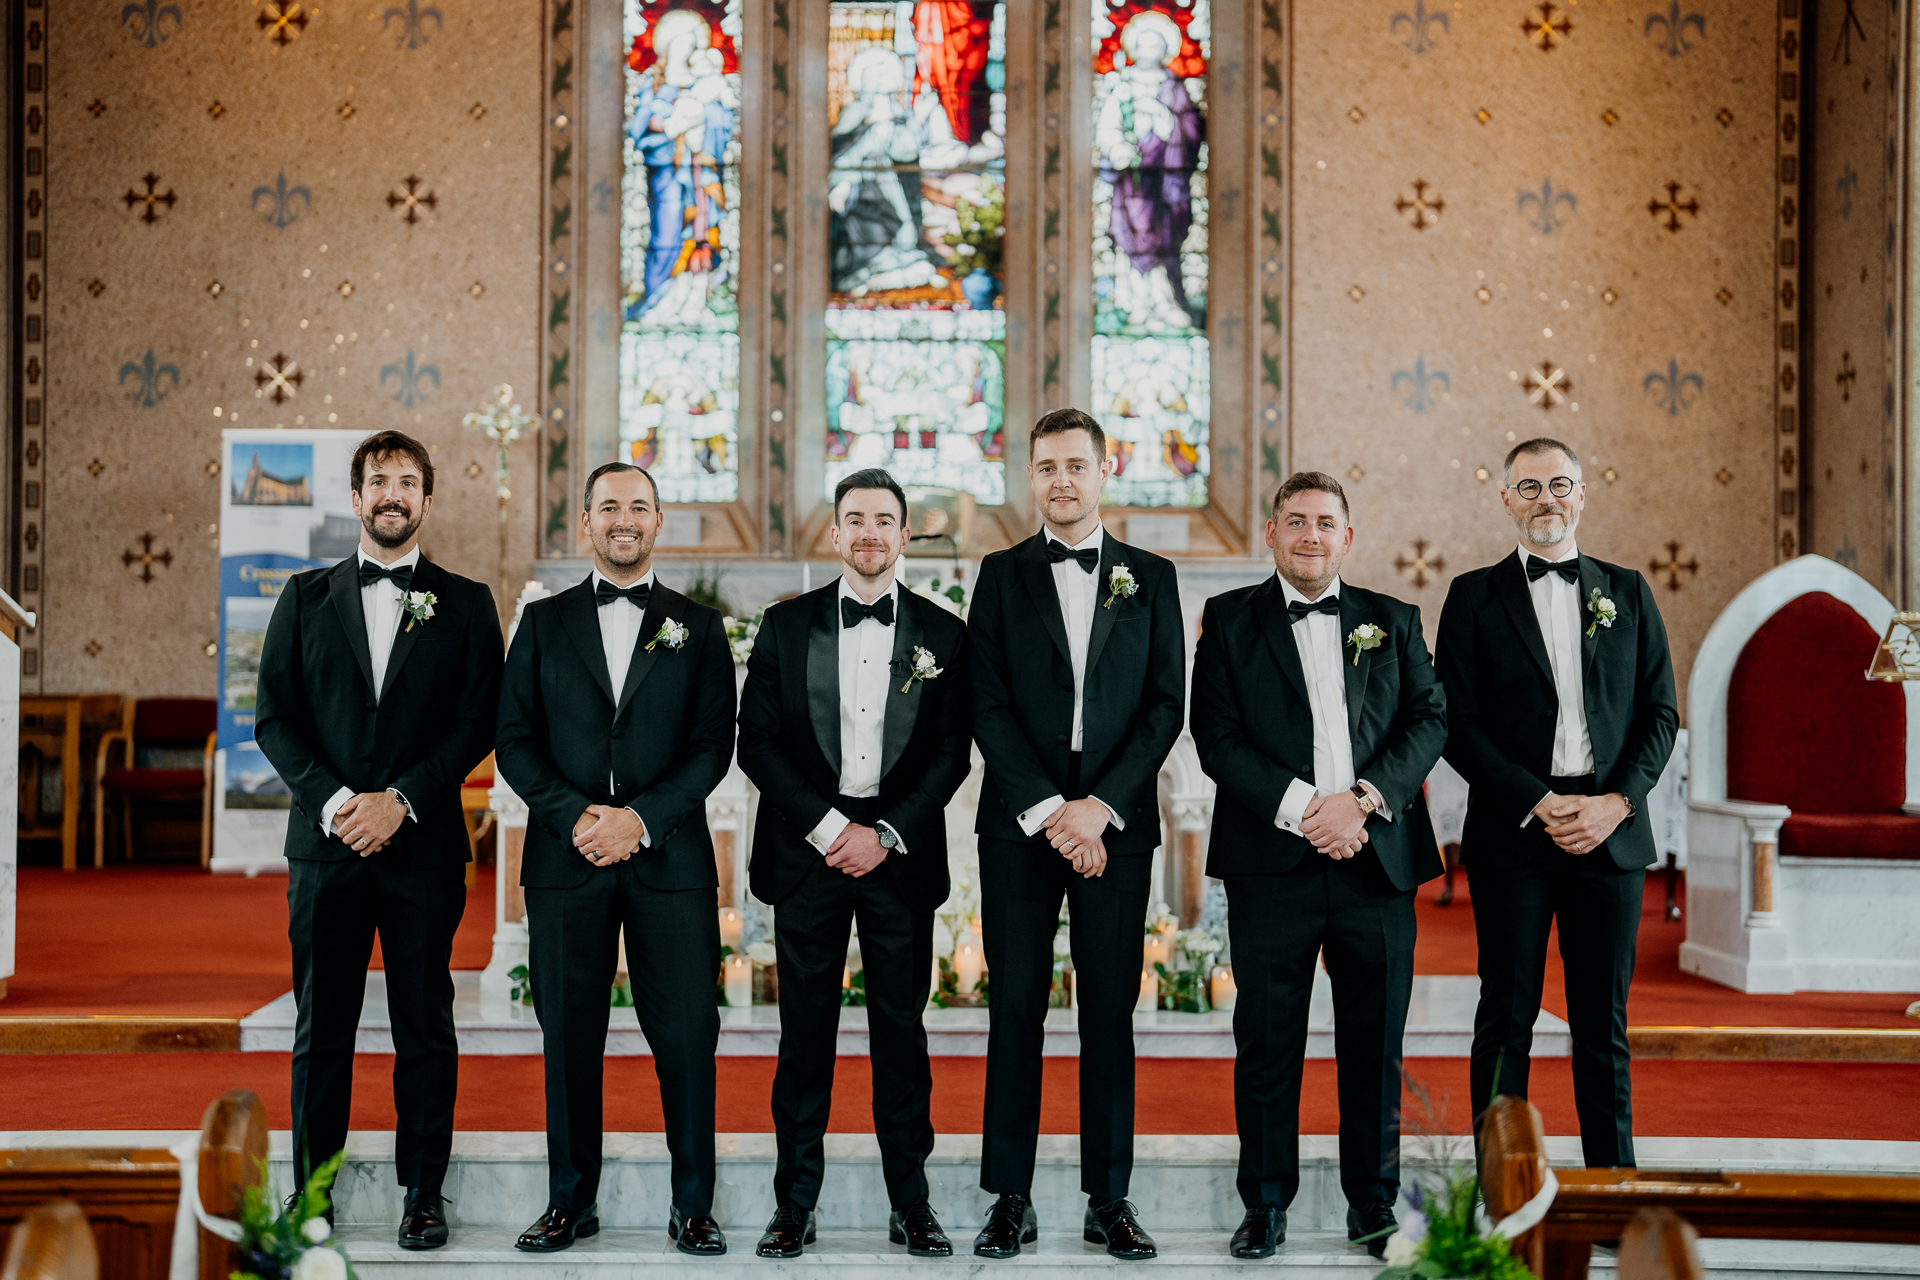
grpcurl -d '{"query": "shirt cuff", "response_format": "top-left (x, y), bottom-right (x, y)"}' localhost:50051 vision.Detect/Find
top-left (808, 807), bottom-right (850, 855)
top-left (1357, 779), bottom-right (1392, 823)
top-left (1088, 795), bottom-right (1125, 832)
top-left (626, 805), bottom-right (652, 848)
top-left (877, 819), bottom-right (907, 855)
top-left (320, 785), bottom-right (354, 836)
top-left (388, 788), bottom-right (417, 823)
top-left (1521, 791), bottom-right (1551, 829)
top-left (1275, 778), bottom-right (1316, 834)
top-left (1016, 795), bottom-right (1067, 838)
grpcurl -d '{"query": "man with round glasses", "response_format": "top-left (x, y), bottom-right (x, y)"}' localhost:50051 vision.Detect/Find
top-left (1434, 437), bottom-right (1677, 1170)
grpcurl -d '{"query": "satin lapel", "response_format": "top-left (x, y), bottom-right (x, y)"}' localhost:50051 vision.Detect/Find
top-left (806, 588), bottom-right (842, 773)
top-left (561, 577), bottom-right (618, 707)
top-left (1251, 577), bottom-right (1310, 706)
top-left (879, 590), bottom-right (924, 782)
top-left (1015, 535), bottom-right (1073, 665)
top-left (327, 558), bottom-right (376, 696)
top-left (1578, 555), bottom-right (1608, 682)
top-left (1083, 532), bottom-right (1123, 676)
top-left (1493, 551), bottom-right (1556, 687)
top-left (378, 558), bottom-right (435, 701)
top-left (1339, 587), bottom-right (1373, 744)
top-left (616, 585), bottom-right (685, 714)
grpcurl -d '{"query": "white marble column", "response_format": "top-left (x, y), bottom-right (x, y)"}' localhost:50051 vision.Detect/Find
top-left (479, 580), bottom-right (548, 1021)
top-left (0, 590), bottom-right (36, 1001)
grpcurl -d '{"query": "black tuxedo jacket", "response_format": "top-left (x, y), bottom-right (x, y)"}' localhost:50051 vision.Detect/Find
top-left (737, 582), bottom-right (972, 915)
top-left (495, 577), bottom-right (736, 891)
top-left (968, 530), bottom-right (1186, 855)
top-left (1435, 549), bottom-right (1678, 871)
top-left (254, 555), bottom-right (503, 868)
top-left (1191, 577), bottom-right (1447, 891)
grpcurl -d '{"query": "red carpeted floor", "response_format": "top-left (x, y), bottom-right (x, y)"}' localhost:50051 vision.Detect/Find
top-left (2, 1052), bottom-right (1915, 1141)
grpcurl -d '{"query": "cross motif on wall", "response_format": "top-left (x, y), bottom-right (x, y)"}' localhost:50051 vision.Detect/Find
top-left (386, 175), bottom-right (438, 225)
top-left (1647, 181), bottom-right (1700, 233)
top-left (254, 352), bottom-right (303, 403)
top-left (1521, 1), bottom-right (1572, 51)
top-left (123, 173), bottom-right (176, 224)
top-left (1649, 541), bottom-right (1699, 591)
top-left (1522, 361), bottom-right (1572, 410)
top-left (256, 1), bottom-right (308, 45)
top-left (1837, 351), bottom-right (1857, 403)
top-left (123, 533), bottom-right (174, 584)
top-left (1394, 539), bottom-right (1446, 589)
top-left (1393, 179), bottom-right (1444, 230)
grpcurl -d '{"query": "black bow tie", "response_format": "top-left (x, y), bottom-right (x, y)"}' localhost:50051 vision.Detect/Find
top-left (595, 580), bottom-right (652, 609)
top-left (1286, 596), bottom-right (1341, 623)
top-left (1525, 555), bottom-right (1581, 585)
top-left (1045, 539), bottom-right (1100, 574)
top-left (359, 560), bottom-right (414, 591)
top-left (841, 594), bottom-right (896, 629)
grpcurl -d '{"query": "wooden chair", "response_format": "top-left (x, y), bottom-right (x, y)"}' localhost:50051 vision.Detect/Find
top-left (0, 1202), bottom-right (97, 1280)
top-left (1616, 1207), bottom-right (1705, 1280)
top-left (1479, 1093), bottom-right (1548, 1275)
top-left (93, 698), bottom-right (218, 867)
top-left (197, 1090), bottom-right (268, 1280)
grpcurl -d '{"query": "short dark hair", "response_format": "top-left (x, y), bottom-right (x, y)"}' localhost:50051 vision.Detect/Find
top-left (1271, 470), bottom-right (1350, 522)
top-left (583, 460), bottom-right (660, 511)
top-left (1028, 407), bottom-right (1107, 462)
top-left (1502, 437), bottom-right (1582, 484)
top-left (832, 467), bottom-right (908, 521)
top-left (351, 430), bottom-right (434, 496)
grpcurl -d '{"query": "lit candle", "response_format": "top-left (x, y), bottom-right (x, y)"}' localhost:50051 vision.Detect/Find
top-left (842, 965), bottom-right (853, 992)
top-left (718, 908), bottom-right (743, 950)
top-left (953, 942), bottom-right (983, 995)
top-left (1136, 968), bottom-right (1158, 1013)
top-left (723, 954), bottom-right (752, 1007)
top-left (929, 957), bottom-right (941, 1006)
top-left (1210, 966), bottom-right (1237, 1011)
top-left (1141, 933), bottom-right (1171, 972)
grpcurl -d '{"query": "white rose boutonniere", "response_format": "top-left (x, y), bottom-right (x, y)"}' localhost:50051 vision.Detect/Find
top-left (1586, 588), bottom-right (1617, 638)
top-left (402, 590), bottom-right (436, 632)
top-left (901, 644), bottom-right (942, 693)
top-left (1346, 622), bottom-right (1385, 666)
top-left (1103, 563), bottom-right (1138, 610)
top-left (645, 617), bottom-right (690, 652)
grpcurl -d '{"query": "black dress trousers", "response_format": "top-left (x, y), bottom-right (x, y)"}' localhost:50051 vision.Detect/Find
top-left (769, 796), bottom-right (937, 1212)
top-left (525, 861), bottom-right (722, 1214)
top-left (1224, 853), bottom-right (1414, 1213)
top-left (288, 853), bottom-right (467, 1189)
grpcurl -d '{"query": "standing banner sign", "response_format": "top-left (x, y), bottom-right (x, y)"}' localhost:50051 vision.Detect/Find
top-left (213, 429), bottom-right (366, 873)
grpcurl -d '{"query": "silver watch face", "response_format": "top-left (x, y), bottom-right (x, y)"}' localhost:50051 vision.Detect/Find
top-left (878, 828), bottom-right (897, 849)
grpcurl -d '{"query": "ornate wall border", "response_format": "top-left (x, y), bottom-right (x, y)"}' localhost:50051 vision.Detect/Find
top-left (1777, 0), bottom-right (1804, 563)
top-left (542, 0), bottom-right (582, 555)
top-left (1260, 0), bottom-right (1287, 515)
top-left (13, 0), bottom-right (45, 688)
top-left (1884, 0), bottom-right (1908, 598)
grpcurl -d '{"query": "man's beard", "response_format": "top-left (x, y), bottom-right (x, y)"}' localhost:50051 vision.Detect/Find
top-left (1517, 505), bottom-right (1576, 547)
top-left (597, 528), bottom-right (650, 566)
top-left (363, 504), bottom-right (421, 549)
top-left (843, 542), bottom-right (896, 577)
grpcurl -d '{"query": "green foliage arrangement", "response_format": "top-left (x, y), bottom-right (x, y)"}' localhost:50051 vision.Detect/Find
top-left (229, 1150), bottom-right (356, 1280)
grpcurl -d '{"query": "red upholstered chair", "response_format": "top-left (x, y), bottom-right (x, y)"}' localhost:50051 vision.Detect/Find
top-left (1682, 557), bottom-right (1920, 993)
top-left (92, 698), bottom-right (218, 868)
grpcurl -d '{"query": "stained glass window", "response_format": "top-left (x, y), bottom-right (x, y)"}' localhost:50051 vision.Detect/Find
top-left (621, 0), bottom-right (743, 503)
top-left (1091, 0), bottom-right (1210, 508)
top-left (824, 0), bottom-right (1008, 504)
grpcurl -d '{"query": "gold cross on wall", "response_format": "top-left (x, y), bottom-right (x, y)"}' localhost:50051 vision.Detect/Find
top-left (123, 533), bottom-right (174, 584)
top-left (1649, 541), bottom-right (1699, 592)
top-left (1394, 539), bottom-right (1446, 589)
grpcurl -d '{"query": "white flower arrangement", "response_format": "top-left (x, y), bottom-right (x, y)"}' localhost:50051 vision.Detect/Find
top-left (1176, 928), bottom-right (1223, 960)
top-left (722, 610), bottom-right (762, 665)
top-left (1346, 622), bottom-right (1385, 666)
top-left (1103, 563), bottom-right (1138, 610)
top-left (1586, 587), bottom-right (1617, 638)
top-left (747, 941), bottom-right (778, 966)
top-left (402, 589), bottom-right (436, 632)
top-left (910, 574), bottom-right (970, 619)
top-left (900, 644), bottom-right (943, 693)
top-left (646, 617), bottom-right (690, 652)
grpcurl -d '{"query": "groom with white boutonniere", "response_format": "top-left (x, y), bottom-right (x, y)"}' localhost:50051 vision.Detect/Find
top-left (1188, 470), bottom-right (1446, 1261)
top-left (254, 430), bottom-right (504, 1250)
top-left (495, 462), bottom-right (737, 1257)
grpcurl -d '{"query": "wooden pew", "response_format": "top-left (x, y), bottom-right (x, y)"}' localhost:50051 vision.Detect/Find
top-left (0, 1201), bottom-right (98, 1280)
top-left (198, 1090), bottom-right (269, 1280)
top-left (1480, 1094), bottom-right (1549, 1275)
top-left (0, 1150), bottom-right (175, 1279)
top-left (1617, 1207), bottom-right (1704, 1280)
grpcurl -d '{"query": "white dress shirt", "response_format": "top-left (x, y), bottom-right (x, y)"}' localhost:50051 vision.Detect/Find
top-left (319, 548), bottom-right (421, 836)
top-left (805, 578), bottom-right (908, 857)
top-left (593, 568), bottom-right (656, 846)
top-left (1014, 525), bottom-right (1125, 838)
top-left (1519, 543), bottom-right (1594, 827)
top-left (1270, 576), bottom-right (1388, 834)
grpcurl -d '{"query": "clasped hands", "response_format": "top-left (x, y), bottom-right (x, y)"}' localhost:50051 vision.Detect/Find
top-left (1534, 791), bottom-right (1629, 854)
top-left (825, 824), bottom-right (889, 878)
top-left (333, 790), bottom-right (408, 857)
top-left (1300, 791), bottom-right (1369, 860)
top-left (573, 804), bottom-right (645, 867)
top-left (1044, 799), bottom-right (1111, 879)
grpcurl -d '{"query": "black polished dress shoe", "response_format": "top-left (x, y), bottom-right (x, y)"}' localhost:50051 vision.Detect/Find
top-left (668, 1204), bottom-right (727, 1256)
top-left (515, 1202), bottom-right (599, 1253)
top-left (1085, 1197), bottom-right (1157, 1261)
top-left (398, 1187), bottom-right (449, 1250)
top-left (1347, 1199), bottom-right (1398, 1259)
top-left (755, 1201), bottom-right (816, 1259)
top-left (1230, 1204), bottom-right (1286, 1259)
top-left (972, 1193), bottom-right (1038, 1259)
top-left (888, 1201), bottom-right (953, 1258)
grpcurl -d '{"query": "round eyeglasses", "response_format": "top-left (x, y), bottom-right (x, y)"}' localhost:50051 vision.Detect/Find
top-left (1506, 477), bottom-right (1576, 500)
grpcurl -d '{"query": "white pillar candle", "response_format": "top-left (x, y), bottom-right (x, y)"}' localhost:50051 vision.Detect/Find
top-left (718, 908), bottom-right (744, 950)
top-left (1210, 966), bottom-right (1238, 1011)
top-left (1141, 933), bottom-right (1170, 972)
top-left (1136, 968), bottom-right (1158, 1013)
top-left (723, 954), bottom-right (752, 1007)
top-left (953, 941), bottom-right (984, 994)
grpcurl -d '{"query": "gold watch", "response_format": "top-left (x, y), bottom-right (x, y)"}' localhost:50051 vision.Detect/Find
top-left (1349, 783), bottom-right (1377, 816)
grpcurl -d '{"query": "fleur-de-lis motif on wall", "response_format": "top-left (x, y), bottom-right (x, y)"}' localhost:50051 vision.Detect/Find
top-left (1389, 0), bottom-right (1449, 53)
top-left (1516, 178), bottom-right (1577, 234)
top-left (1643, 3), bottom-right (1705, 58)
top-left (381, 0), bottom-right (443, 49)
top-left (118, 349), bottom-right (181, 407)
top-left (250, 172), bottom-right (313, 229)
top-left (1642, 359), bottom-right (1704, 416)
top-left (1390, 355), bottom-right (1450, 413)
top-left (1836, 164), bottom-right (1859, 220)
top-left (120, 0), bottom-right (183, 47)
top-left (380, 350), bottom-right (442, 409)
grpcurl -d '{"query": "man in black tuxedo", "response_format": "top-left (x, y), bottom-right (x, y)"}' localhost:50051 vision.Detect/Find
top-left (495, 462), bottom-right (736, 1256)
top-left (254, 430), bottom-right (502, 1249)
top-left (737, 467), bottom-right (972, 1260)
top-left (968, 408), bottom-right (1186, 1262)
top-left (1190, 471), bottom-right (1446, 1260)
top-left (1436, 437), bottom-right (1677, 1169)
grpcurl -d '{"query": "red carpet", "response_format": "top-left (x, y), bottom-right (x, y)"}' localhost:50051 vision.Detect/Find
top-left (1, 1053), bottom-right (1913, 1141)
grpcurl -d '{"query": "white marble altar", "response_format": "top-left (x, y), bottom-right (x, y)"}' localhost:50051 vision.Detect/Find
top-left (0, 588), bottom-right (28, 1000)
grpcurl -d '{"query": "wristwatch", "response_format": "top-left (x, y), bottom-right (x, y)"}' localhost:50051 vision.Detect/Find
top-left (1349, 784), bottom-right (1377, 816)
top-left (877, 825), bottom-right (899, 851)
